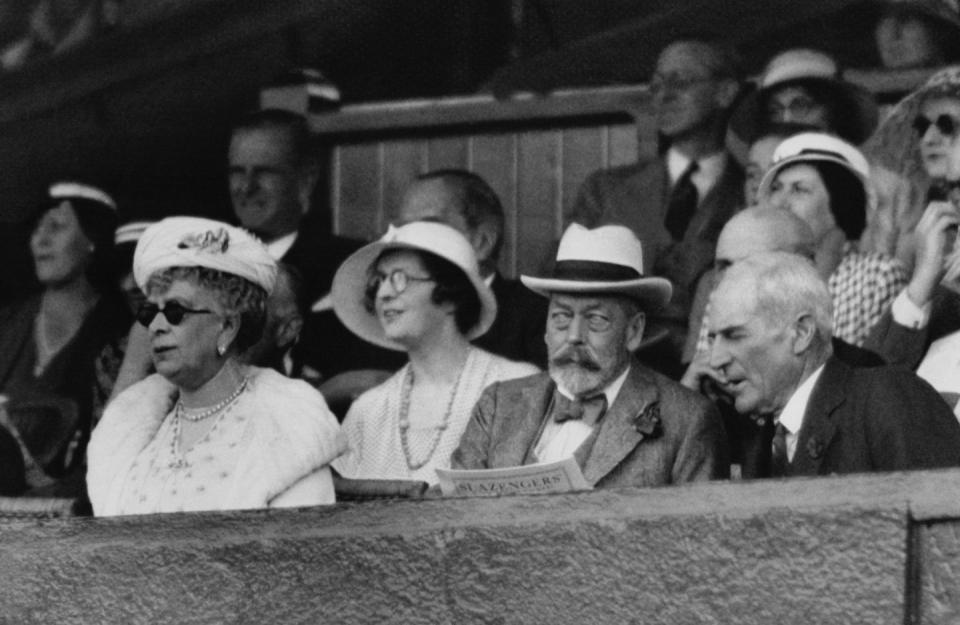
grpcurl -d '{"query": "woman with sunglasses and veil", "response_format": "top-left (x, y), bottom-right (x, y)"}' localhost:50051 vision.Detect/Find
top-left (329, 221), bottom-right (538, 485)
top-left (86, 217), bottom-right (344, 515)
top-left (864, 66), bottom-right (960, 275)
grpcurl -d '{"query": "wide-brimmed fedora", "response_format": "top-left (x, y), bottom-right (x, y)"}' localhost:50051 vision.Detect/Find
top-left (331, 221), bottom-right (498, 351)
top-left (729, 49), bottom-right (879, 147)
top-left (757, 131), bottom-right (871, 201)
top-left (521, 223), bottom-right (672, 310)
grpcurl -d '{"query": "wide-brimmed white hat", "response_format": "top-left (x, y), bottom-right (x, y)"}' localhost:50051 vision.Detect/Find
top-left (331, 221), bottom-right (497, 351)
top-left (133, 217), bottom-right (277, 295)
top-left (757, 132), bottom-right (871, 200)
top-left (521, 223), bottom-right (672, 309)
top-left (729, 49), bottom-right (879, 146)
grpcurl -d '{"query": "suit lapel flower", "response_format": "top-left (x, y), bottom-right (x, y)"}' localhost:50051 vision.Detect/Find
top-left (632, 401), bottom-right (662, 439)
top-left (806, 434), bottom-right (825, 460)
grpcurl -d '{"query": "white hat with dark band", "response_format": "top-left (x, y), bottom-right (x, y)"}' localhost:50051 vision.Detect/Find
top-left (521, 223), bottom-right (672, 310)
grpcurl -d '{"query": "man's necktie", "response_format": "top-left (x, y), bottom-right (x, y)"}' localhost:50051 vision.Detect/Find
top-left (664, 160), bottom-right (699, 241)
top-left (770, 422), bottom-right (789, 478)
top-left (554, 392), bottom-right (608, 427)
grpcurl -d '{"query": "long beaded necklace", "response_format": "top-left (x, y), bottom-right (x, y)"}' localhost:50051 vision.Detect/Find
top-left (168, 377), bottom-right (248, 469)
top-left (398, 357), bottom-right (467, 472)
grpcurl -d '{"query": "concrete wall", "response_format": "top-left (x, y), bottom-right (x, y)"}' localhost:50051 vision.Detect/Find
top-left (1, 470), bottom-right (959, 624)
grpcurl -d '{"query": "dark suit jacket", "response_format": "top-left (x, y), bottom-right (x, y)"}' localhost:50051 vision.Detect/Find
top-left (864, 286), bottom-right (960, 370)
top-left (569, 154), bottom-right (745, 324)
top-left (473, 274), bottom-right (547, 368)
top-left (745, 357), bottom-right (960, 478)
top-left (281, 228), bottom-right (363, 305)
top-left (451, 366), bottom-right (729, 488)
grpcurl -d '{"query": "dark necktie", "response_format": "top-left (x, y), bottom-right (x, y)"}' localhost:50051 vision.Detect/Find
top-left (770, 422), bottom-right (789, 478)
top-left (553, 392), bottom-right (608, 427)
top-left (664, 160), bottom-right (699, 241)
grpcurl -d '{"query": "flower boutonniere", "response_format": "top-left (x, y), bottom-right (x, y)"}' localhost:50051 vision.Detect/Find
top-left (806, 435), bottom-right (825, 460)
top-left (632, 402), bottom-right (663, 439)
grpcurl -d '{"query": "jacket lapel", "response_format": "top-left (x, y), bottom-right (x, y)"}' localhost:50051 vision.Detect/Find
top-left (791, 357), bottom-right (847, 475)
top-left (497, 375), bottom-right (555, 467)
top-left (581, 366), bottom-right (659, 485)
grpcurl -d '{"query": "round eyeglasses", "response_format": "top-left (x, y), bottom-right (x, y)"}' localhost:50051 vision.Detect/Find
top-left (366, 269), bottom-right (435, 295)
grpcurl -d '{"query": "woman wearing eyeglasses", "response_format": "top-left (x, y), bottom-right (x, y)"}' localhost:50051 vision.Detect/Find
top-left (329, 221), bottom-right (538, 484)
top-left (0, 182), bottom-right (129, 498)
top-left (86, 217), bottom-right (344, 515)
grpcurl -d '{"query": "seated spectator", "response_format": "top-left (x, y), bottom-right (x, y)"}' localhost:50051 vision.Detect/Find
top-left (330, 222), bottom-right (537, 484)
top-left (759, 132), bottom-right (907, 346)
top-left (451, 224), bottom-right (728, 487)
top-left (729, 49), bottom-right (878, 149)
top-left (864, 65), bottom-right (960, 272)
top-left (0, 182), bottom-right (129, 498)
top-left (705, 251), bottom-right (960, 477)
top-left (87, 217), bottom-right (344, 515)
top-left (397, 169), bottom-right (547, 368)
top-left (682, 208), bottom-right (884, 478)
top-left (568, 35), bottom-right (746, 376)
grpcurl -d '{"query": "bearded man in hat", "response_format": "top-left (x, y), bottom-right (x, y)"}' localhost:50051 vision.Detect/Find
top-left (451, 224), bottom-right (729, 487)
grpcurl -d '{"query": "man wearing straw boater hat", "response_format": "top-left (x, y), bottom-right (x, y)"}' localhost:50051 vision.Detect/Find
top-left (451, 224), bottom-right (729, 487)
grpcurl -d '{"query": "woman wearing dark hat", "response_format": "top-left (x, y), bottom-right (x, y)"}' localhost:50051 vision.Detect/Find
top-left (87, 217), bottom-right (344, 515)
top-left (0, 182), bottom-right (130, 497)
top-left (330, 221), bottom-right (538, 484)
top-left (760, 132), bottom-right (907, 346)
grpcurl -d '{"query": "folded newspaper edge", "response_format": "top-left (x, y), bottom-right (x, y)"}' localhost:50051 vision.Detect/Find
top-left (436, 457), bottom-right (592, 497)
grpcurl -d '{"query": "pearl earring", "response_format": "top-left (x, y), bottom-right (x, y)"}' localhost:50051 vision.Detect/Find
top-left (217, 344), bottom-right (226, 356)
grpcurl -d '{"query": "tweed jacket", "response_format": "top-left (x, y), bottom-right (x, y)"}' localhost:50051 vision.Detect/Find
top-left (451, 365), bottom-right (729, 488)
top-left (753, 357), bottom-right (960, 478)
top-left (568, 154), bottom-right (745, 324)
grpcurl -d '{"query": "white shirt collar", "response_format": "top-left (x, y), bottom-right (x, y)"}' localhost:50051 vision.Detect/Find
top-left (556, 365), bottom-right (631, 408)
top-left (777, 363), bottom-right (826, 461)
top-left (666, 147), bottom-right (727, 200)
top-left (264, 231), bottom-right (298, 261)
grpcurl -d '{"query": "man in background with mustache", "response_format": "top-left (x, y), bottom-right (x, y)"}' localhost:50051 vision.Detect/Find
top-left (451, 224), bottom-right (729, 488)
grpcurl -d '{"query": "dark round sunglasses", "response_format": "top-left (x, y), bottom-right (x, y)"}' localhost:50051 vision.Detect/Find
top-left (912, 114), bottom-right (960, 138)
top-left (136, 301), bottom-right (213, 327)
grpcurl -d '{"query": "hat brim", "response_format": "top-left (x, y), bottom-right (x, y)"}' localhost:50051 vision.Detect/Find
top-left (520, 276), bottom-right (673, 311)
top-left (331, 239), bottom-right (498, 352)
top-left (757, 151), bottom-right (870, 201)
top-left (729, 77), bottom-right (879, 146)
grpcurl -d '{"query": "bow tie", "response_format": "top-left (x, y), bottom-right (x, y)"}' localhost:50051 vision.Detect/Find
top-left (553, 392), bottom-right (608, 426)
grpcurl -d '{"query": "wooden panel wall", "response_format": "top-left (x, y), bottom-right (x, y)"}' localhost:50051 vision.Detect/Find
top-left (328, 120), bottom-right (646, 277)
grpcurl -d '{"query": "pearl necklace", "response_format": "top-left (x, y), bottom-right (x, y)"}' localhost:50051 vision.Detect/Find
top-left (175, 377), bottom-right (248, 422)
top-left (398, 358), bottom-right (467, 472)
top-left (168, 377), bottom-right (248, 469)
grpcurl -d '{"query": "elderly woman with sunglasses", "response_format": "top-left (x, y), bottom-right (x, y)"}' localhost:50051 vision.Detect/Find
top-left (330, 221), bottom-right (538, 484)
top-left (87, 217), bottom-right (344, 515)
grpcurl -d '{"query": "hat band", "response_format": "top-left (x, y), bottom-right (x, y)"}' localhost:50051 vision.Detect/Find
top-left (553, 260), bottom-right (641, 282)
top-left (796, 148), bottom-right (849, 164)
